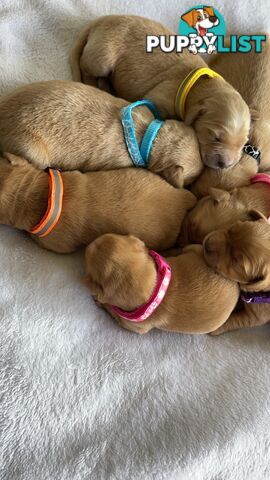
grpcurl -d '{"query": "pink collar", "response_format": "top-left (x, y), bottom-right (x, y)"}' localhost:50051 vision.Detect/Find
top-left (111, 251), bottom-right (172, 323)
top-left (251, 173), bottom-right (270, 186)
top-left (251, 174), bottom-right (270, 220)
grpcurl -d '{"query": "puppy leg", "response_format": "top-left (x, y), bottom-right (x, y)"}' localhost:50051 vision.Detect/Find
top-left (118, 318), bottom-right (153, 334)
top-left (210, 304), bottom-right (268, 335)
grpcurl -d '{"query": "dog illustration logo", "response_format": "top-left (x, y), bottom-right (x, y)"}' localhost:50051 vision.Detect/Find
top-left (179, 5), bottom-right (226, 54)
top-left (182, 7), bottom-right (219, 37)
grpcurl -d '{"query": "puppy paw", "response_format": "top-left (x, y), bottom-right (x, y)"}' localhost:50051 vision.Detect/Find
top-left (3, 152), bottom-right (29, 166)
top-left (207, 44), bottom-right (216, 54)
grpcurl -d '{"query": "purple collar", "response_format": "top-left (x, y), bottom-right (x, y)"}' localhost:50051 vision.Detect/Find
top-left (241, 291), bottom-right (270, 304)
top-left (111, 251), bottom-right (172, 322)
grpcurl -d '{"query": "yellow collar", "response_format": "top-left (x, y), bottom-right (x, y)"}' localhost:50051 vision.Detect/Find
top-left (175, 67), bottom-right (223, 120)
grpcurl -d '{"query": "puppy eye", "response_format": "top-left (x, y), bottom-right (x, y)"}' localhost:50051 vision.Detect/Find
top-left (215, 135), bottom-right (221, 142)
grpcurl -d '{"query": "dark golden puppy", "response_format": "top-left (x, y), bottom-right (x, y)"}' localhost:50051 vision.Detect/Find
top-left (0, 153), bottom-right (196, 253)
top-left (191, 34), bottom-right (270, 197)
top-left (203, 212), bottom-right (270, 334)
top-left (180, 178), bottom-right (270, 245)
top-left (84, 233), bottom-right (239, 335)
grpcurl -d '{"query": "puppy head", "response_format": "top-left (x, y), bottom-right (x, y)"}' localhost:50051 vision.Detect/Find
top-left (203, 211), bottom-right (270, 291)
top-left (84, 234), bottom-right (156, 309)
top-left (179, 187), bottom-right (249, 245)
top-left (185, 79), bottom-right (250, 169)
top-left (181, 7), bottom-right (216, 28)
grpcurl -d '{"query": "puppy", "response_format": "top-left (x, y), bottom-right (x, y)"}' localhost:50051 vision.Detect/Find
top-left (192, 35), bottom-right (270, 197)
top-left (84, 234), bottom-right (239, 334)
top-left (0, 80), bottom-right (202, 188)
top-left (180, 175), bottom-right (270, 245)
top-left (0, 154), bottom-right (196, 253)
top-left (70, 15), bottom-right (250, 169)
top-left (203, 213), bottom-right (270, 334)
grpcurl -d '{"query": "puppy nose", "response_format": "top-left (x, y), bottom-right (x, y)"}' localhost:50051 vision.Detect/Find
top-left (209, 15), bottom-right (217, 22)
top-left (215, 154), bottom-right (233, 169)
top-left (217, 159), bottom-right (226, 169)
top-left (212, 154), bottom-right (226, 169)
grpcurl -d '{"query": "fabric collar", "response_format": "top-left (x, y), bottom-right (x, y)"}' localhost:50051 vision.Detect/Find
top-left (111, 251), bottom-right (172, 322)
top-left (241, 291), bottom-right (270, 304)
top-left (251, 173), bottom-right (270, 187)
top-left (175, 67), bottom-right (223, 120)
top-left (121, 99), bottom-right (164, 167)
top-left (250, 173), bottom-right (270, 221)
top-left (30, 168), bottom-right (63, 238)
top-left (243, 143), bottom-right (261, 165)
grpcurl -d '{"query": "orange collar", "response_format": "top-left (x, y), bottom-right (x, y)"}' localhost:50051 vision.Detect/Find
top-left (30, 168), bottom-right (64, 238)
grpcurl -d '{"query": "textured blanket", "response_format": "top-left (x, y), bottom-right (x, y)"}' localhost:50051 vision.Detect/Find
top-left (0, 1), bottom-right (270, 479)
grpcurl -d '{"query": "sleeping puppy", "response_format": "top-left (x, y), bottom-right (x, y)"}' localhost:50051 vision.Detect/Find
top-left (180, 175), bottom-right (270, 245)
top-left (0, 80), bottom-right (202, 188)
top-left (84, 234), bottom-right (239, 334)
top-left (203, 213), bottom-right (270, 334)
top-left (0, 154), bottom-right (196, 253)
top-left (192, 34), bottom-right (270, 197)
top-left (70, 15), bottom-right (250, 170)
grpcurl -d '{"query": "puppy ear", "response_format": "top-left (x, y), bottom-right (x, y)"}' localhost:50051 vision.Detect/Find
top-left (184, 103), bottom-right (206, 126)
top-left (161, 165), bottom-right (184, 188)
top-left (204, 7), bottom-right (215, 16)
top-left (242, 267), bottom-right (270, 292)
top-left (128, 235), bottom-right (146, 251)
top-left (247, 209), bottom-right (268, 222)
top-left (181, 10), bottom-right (196, 27)
top-left (209, 188), bottom-right (231, 204)
top-left (82, 275), bottom-right (106, 303)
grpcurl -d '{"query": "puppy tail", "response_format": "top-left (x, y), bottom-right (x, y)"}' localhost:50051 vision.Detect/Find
top-left (69, 24), bottom-right (91, 82)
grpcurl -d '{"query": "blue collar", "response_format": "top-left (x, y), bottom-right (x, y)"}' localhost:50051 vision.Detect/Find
top-left (121, 100), bottom-right (165, 167)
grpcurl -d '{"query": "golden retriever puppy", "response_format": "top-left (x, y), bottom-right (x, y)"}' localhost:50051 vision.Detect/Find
top-left (70, 15), bottom-right (250, 170)
top-left (0, 80), bottom-right (202, 188)
top-left (180, 175), bottom-right (270, 245)
top-left (84, 234), bottom-right (239, 334)
top-left (192, 35), bottom-right (270, 197)
top-left (203, 212), bottom-right (270, 334)
top-left (0, 154), bottom-right (196, 253)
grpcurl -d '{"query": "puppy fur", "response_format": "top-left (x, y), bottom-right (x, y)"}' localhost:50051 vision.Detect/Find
top-left (84, 234), bottom-right (239, 334)
top-left (0, 80), bottom-right (202, 188)
top-left (192, 34), bottom-right (270, 197)
top-left (70, 15), bottom-right (250, 170)
top-left (180, 180), bottom-right (270, 245)
top-left (203, 213), bottom-right (270, 334)
top-left (0, 154), bottom-right (196, 253)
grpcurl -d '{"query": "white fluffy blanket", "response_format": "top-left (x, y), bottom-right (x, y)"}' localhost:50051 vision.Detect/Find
top-left (0, 1), bottom-right (270, 479)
